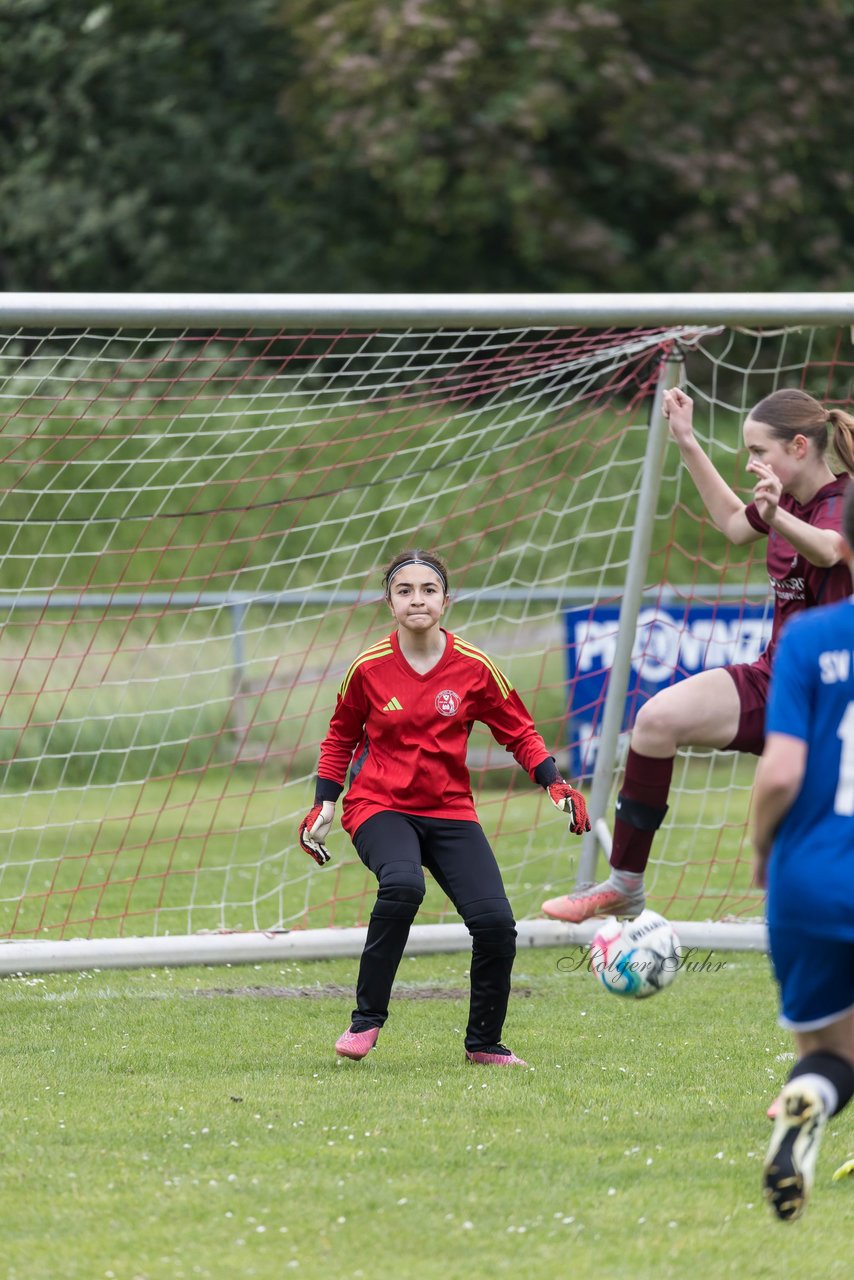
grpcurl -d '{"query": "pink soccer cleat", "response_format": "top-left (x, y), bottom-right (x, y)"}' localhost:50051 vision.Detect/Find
top-left (465, 1045), bottom-right (529, 1067)
top-left (541, 880), bottom-right (645, 924)
top-left (335, 1026), bottom-right (380, 1060)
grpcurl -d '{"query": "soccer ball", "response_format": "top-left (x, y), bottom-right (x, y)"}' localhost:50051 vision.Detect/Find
top-left (590, 910), bottom-right (681, 999)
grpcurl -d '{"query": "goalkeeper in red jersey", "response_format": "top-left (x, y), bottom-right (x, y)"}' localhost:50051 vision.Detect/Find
top-left (299, 548), bottom-right (590, 1066)
top-left (543, 387), bottom-right (854, 926)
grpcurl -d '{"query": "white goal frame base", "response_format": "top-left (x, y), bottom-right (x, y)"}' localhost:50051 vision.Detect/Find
top-left (0, 918), bottom-right (767, 976)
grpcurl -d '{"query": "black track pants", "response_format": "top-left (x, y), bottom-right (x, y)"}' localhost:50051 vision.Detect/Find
top-left (350, 811), bottom-right (518, 1051)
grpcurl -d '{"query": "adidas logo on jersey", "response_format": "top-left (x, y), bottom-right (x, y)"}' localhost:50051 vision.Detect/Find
top-left (382, 697), bottom-right (403, 713)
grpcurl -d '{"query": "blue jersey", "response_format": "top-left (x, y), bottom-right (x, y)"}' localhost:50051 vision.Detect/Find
top-left (765, 596), bottom-right (854, 940)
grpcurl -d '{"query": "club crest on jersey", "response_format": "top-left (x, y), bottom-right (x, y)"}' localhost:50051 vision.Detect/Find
top-left (435, 689), bottom-right (461, 717)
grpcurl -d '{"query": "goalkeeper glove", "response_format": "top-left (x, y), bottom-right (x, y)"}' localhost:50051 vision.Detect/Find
top-left (547, 781), bottom-right (591, 836)
top-left (298, 801), bottom-right (335, 866)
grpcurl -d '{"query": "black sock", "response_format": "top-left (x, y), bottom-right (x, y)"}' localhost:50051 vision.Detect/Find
top-left (790, 1051), bottom-right (854, 1117)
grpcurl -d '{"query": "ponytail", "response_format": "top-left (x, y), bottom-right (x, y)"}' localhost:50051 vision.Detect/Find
top-left (827, 408), bottom-right (854, 476)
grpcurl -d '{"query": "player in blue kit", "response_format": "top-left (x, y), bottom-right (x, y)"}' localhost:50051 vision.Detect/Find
top-left (752, 483), bottom-right (854, 1221)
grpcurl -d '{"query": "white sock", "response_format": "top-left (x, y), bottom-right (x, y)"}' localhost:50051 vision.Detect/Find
top-left (791, 1073), bottom-right (836, 1116)
top-left (609, 868), bottom-right (644, 895)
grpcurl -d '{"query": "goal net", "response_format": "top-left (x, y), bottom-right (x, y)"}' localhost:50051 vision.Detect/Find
top-left (0, 299), bottom-right (849, 969)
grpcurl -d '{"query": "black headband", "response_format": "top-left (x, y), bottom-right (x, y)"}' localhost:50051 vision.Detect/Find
top-left (384, 557), bottom-right (448, 596)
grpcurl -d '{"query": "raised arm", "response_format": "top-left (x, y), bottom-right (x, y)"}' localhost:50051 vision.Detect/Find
top-left (749, 460), bottom-right (845, 568)
top-left (663, 388), bottom-right (763, 547)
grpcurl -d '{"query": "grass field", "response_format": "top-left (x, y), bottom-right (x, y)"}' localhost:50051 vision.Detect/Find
top-left (3, 948), bottom-right (853, 1280)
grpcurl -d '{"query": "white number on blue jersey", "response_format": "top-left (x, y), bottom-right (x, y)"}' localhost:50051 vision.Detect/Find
top-left (834, 701), bottom-right (854, 816)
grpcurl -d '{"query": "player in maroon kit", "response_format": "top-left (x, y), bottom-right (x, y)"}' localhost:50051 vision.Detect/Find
top-left (299, 549), bottom-right (590, 1066)
top-left (543, 386), bottom-right (854, 926)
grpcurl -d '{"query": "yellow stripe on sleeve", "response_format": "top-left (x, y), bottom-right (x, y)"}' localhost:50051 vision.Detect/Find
top-left (339, 641), bottom-right (394, 698)
top-left (454, 637), bottom-right (513, 699)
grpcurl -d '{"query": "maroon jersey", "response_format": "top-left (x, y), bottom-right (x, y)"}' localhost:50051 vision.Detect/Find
top-left (744, 472), bottom-right (850, 671)
top-left (318, 630), bottom-right (551, 837)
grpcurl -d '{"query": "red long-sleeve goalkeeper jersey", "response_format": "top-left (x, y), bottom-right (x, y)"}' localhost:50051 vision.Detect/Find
top-left (318, 629), bottom-right (551, 837)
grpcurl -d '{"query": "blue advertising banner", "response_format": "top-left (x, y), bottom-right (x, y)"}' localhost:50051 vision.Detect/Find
top-left (565, 602), bottom-right (773, 779)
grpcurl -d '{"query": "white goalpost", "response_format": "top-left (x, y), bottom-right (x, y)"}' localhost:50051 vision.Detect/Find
top-left (1, 292), bottom-right (851, 973)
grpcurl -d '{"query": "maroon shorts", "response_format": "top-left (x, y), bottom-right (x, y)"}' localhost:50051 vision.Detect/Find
top-left (723, 660), bottom-right (771, 755)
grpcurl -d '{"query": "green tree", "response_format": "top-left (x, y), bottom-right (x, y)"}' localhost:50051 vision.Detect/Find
top-left (284, 0), bottom-right (854, 290)
top-left (0, 0), bottom-right (311, 290)
top-left (2, 0), bottom-right (854, 292)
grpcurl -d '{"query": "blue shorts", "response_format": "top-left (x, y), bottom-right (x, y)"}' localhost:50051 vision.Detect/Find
top-left (769, 924), bottom-right (854, 1031)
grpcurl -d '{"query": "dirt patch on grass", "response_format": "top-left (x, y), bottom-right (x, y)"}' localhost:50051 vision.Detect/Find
top-left (190, 983), bottom-right (534, 1001)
